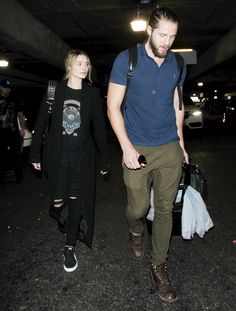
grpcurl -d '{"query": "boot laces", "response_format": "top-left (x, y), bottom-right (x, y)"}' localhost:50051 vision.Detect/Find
top-left (151, 262), bottom-right (170, 285)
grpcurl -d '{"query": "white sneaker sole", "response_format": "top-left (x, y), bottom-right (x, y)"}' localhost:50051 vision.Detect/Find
top-left (63, 256), bottom-right (78, 272)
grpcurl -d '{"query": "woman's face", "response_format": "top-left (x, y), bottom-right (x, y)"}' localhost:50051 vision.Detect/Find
top-left (70, 54), bottom-right (90, 80)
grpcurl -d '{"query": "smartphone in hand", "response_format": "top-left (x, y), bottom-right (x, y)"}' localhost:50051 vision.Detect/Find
top-left (138, 155), bottom-right (147, 165)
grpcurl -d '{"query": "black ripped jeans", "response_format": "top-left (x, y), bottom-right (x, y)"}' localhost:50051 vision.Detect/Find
top-left (54, 156), bottom-right (82, 246)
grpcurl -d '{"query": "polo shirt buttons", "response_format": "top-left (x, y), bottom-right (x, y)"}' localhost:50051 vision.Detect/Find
top-left (152, 90), bottom-right (156, 95)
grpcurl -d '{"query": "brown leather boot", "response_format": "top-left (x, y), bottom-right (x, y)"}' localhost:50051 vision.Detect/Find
top-left (150, 262), bottom-right (178, 303)
top-left (128, 231), bottom-right (144, 260)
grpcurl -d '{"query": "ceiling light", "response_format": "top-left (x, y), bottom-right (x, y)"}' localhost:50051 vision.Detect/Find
top-left (131, 19), bottom-right (147, 31)
top-left (172, 49), bottom-right (196, 65)
top-left (0, 59), bottom-right (9, 67)
top-left (130, 6), bottom-right (147, 32)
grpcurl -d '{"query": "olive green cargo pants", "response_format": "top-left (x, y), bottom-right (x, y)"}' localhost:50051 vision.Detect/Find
top-left (123, 141), bottom-right (183, 265)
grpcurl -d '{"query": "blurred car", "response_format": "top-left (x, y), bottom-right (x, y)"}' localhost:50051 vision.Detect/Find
top-left (201, 95), bottom-right (236, 128)
top-left (223, 97), bottom-right (236, 126)
top-left (184, 97), bottom-right (203, 129)
top-left (201, 98), bottom-right (225, 126)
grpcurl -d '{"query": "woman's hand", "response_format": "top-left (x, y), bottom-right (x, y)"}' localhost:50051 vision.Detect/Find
top-left (100, 170), bottom-right (108, 175)
top-left (32, 162), bottom-right (41, 170)
top-left (100, 164), bottom-right (111, 180)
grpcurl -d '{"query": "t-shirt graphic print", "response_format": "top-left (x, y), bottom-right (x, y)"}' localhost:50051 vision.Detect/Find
top-left (63, 99), bottom-right (81, 135)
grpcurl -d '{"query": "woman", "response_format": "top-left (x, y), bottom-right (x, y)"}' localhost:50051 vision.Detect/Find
top-left (30, 50), bottom-right (110, 272)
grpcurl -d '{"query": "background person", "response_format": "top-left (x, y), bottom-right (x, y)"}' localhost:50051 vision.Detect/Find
top-left (0, 79), bottom-right (25, 182)
top-left (107, 7), bottom-right (189, 303)
top-left (30, 49), bottom-right (110, 272)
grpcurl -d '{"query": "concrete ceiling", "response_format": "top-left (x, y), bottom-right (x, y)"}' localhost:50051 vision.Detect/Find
top-left (0, 0), bottom-right (235, 90)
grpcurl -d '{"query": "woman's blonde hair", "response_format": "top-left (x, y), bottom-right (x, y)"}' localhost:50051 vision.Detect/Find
top-left (64, 49), bottom-right (92, 82)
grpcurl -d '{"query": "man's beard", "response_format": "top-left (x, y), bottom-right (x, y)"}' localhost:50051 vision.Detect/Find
top-left (149, 37), bottom-right (169, 58)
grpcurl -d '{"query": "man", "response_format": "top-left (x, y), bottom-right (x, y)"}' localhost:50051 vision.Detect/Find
top-left (0, 79), bottom-right (25, 181)
top-left (107, 7), bottom-right (189, 303)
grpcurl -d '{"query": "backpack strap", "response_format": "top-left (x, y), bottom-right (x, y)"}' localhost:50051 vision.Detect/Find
top-left (174, 53), bottom-right (184, 110)
top-left (127, 46), bottom-right (138, 89)
top-left (122, 46), bottom-right (138, 113)
top-left (46, 80), bottom-right (57, 113)
top-left (44, 80), bottom-right (57, 137)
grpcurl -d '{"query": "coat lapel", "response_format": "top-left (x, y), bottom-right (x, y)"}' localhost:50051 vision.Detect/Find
top-left (80, 82), bottom-right (92, 130)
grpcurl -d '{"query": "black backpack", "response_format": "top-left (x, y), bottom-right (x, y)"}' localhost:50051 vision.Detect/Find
top-left (126, 46), bottom-right (184, 110)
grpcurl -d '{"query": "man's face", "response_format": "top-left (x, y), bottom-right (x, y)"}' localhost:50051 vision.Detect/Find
top-left (0, 86), bottom-right (11, 97)
top-left (147, 19), bottom-right (178, 58)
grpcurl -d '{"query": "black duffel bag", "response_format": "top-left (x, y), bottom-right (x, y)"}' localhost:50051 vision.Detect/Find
top-left (146, 163), bottom-right (207, 236)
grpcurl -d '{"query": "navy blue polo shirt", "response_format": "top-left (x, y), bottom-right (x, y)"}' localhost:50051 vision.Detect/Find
top-left (109, 44), bottom-right (186, 146)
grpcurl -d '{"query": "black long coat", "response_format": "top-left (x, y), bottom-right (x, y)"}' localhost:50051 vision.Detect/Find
top-left (30, 79), bottom-right (109, 247)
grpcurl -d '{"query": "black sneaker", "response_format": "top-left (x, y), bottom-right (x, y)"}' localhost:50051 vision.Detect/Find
top-left (63, 245), bottom-right (78, 272)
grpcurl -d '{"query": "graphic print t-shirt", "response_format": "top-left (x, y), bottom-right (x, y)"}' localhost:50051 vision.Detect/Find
top-left (61, 86), bottom-right (82, 166)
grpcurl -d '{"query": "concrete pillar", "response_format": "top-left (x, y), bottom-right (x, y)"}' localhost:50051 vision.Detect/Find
top-left (0, 0), bottom-right (70, 70)
top-left (188, 26), bottom-right (236, 80)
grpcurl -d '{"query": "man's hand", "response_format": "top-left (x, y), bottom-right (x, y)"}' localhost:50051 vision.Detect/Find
top-left (182, 147), bottom-right (189, 164)
top-left (123, 145), bottom-right (143, 170)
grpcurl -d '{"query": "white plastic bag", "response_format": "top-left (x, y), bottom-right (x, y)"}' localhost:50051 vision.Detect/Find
top-left (188, 186), bottom-right (214, 238)
top-left (146, 188), bottom-right (155, 221)
top-left (182, 186), bottom-right (214, 239)
top-left (182, 187), bottom-right (196, 239)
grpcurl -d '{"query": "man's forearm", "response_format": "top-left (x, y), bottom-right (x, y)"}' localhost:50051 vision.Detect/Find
top-left (107, 106), bottom-right (133, 151)
top-left (176, 109), bottom-right (185, 147)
